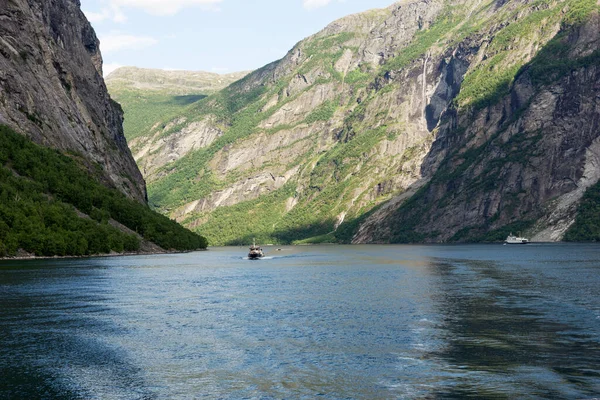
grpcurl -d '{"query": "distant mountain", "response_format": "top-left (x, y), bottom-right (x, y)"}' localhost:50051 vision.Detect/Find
top-left (0, 0), bottom-right (207, 256)
top-left (106, 67), bottom-right (250, 141)
top-left (107, 67), bottom-right (250, 95)
top-left (123, 0), bottom-right (599, 245)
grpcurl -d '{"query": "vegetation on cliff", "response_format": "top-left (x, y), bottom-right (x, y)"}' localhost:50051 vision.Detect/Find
top-left (364, 4), bottom-right (600, 243)
top-left (115, 0), bottom-right (600, 245)
top-left (106, 67), bottom-right (249, 141)
top-left (0, 126), bottom-right (207, 257)
top-left (565, 181), bottom-right (600, 241)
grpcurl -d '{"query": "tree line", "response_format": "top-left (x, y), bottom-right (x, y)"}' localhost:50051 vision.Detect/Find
top-left (0, 125), bottom-right (207, 257)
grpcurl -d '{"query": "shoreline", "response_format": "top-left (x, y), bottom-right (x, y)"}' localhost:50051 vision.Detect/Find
top-left (0, 248), bottom-right (207, 262)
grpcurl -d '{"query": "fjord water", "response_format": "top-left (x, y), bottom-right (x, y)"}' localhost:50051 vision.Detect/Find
top-left (1, 244), bottom-right (599, 399)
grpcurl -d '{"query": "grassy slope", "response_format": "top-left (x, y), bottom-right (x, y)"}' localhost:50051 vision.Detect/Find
top-left (0, 125), bottom-right (207, 257)
top-left (110, 89), bottom-right (207, 141)
top-left (146, 0), bottom-right (598, 245)
top-left (145, 29), bottom-right (404, 245)
top-left (106, 67), bottom-right (248, 141)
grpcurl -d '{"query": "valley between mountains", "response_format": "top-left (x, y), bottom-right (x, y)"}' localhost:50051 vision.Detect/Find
top-left (108, 0), bottom-right (600, 246)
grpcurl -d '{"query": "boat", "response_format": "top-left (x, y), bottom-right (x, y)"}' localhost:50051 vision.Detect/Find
top-left (505, 233), bottom-right (529, 244)
top-left (248, 239), bottom-right (264, 259)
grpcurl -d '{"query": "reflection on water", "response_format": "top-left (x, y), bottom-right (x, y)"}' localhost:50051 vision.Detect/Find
top-left (428, 257), bottom-right (600, 399)
top-left (0, 244), bottom-right (599, 399)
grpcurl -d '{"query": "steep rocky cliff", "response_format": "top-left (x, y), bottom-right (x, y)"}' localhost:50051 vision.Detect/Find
top-left (127, 0), bottom-right (599, 245)
top-left (355, 10), bottom-right (600, 243)
top-left (0, 0), bottom-right (146, 202)
top-left (0, 0), bottom-right (208, 257)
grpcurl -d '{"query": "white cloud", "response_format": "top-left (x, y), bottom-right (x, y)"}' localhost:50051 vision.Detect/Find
top-left (85, 0), bottom-right (219, 24)
top-left (83, 5), bottom-right (127, 23)
top-left (103, 63), bottom-right (123, 77)
top-left (100, 33), bottom-right (158, 53)
top-left (84, 9), bottom-right (109, 23)
top-left (110, 5), bottom-right (128, 23)
top-left (303, 0), bottom-right (332, 10)
top-left (110, 0), bottom-right (222, 16)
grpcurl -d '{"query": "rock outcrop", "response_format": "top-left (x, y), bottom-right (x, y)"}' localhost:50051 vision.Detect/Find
top-left (120, 0), bottom-right (600, 245)
top-left (0, 0), bottom-right (146, 202)
top-left (105, 67), bottom-right (251, 179)
top-left (355, 12), bottom-right (600, 243)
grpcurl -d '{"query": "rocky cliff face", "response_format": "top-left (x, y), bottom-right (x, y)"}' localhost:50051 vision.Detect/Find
top-left (105, 67), bottom-right (250, 176)
top-left (126, 0), bottom-right (599, 245)
top-left (0, 0), bottom-right (146, 202)
top-left (355, 11), bottom-right (600, 243)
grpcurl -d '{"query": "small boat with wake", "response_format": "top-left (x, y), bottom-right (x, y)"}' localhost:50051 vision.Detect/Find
top-left (248, 239), bottom-right (264, 260)
top-left (505, 233), bottom-right (529, 244)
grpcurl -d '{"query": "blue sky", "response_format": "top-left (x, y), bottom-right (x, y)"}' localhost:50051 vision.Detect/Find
top-left (80, 0), bottom-right (397, 76)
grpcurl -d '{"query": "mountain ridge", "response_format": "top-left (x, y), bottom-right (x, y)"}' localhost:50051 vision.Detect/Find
top-left (116, 0), bottom-right (600, 245)
top-left (106, 67), bottom-right (251, 95)
top-left (106, 67), bottom-right (251, 147)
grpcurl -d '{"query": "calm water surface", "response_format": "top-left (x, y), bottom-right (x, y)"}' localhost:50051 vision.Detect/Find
top-left (1, 244), bottom-right (599, 399)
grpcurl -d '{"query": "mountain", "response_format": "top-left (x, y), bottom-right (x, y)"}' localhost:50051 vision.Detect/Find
top-left (0, 0), bottom-right (207, 257)
top-left (107, 67), bottom-right (250, 96)
top-left (106, 67), bottom-right (249, 142)
top-left (0, 0), bottom-right (145, 202)
top-left (127, 0), bottom-right (599, 245)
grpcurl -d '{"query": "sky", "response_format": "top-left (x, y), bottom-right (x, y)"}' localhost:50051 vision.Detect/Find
top-left (80, 0), bottom-right (397, 77)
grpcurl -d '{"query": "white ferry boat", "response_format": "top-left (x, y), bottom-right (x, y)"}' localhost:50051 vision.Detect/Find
top-left (505, 233), bottom-right (529, 244)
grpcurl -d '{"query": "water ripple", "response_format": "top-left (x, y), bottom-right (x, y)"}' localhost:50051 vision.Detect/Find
top-left (1, 244), bottom-right (599, 398)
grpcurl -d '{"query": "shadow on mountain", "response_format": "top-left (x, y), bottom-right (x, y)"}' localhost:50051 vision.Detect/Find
top-left (362, 21), bottom-right (600, 244)
top-left (172, 94), bottom-right (207, 106)
top-left (224, 219), bottom-right (338, 246)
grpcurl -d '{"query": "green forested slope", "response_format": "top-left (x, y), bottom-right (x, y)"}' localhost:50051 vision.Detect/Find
top-left (565, 182), bottom-right (600, 241)
top-left (130, 0), bottom-right (599, 245)
top-left (0, 125), bottom-right (207, 257)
